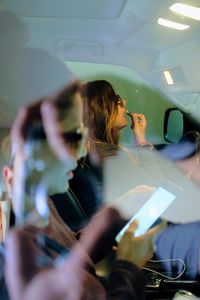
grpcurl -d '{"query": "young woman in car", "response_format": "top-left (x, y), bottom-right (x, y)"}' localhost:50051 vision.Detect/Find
top-left (68, 79), bottom-right (152, 219)
top-left (82, 79), bottom-right (150, 156)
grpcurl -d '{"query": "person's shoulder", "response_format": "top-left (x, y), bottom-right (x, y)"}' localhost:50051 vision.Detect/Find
top-left (90, 140), bottom-right (119, 158)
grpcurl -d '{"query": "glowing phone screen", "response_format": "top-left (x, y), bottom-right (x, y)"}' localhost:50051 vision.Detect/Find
top-left (116, 187), bottom-right (175, 242)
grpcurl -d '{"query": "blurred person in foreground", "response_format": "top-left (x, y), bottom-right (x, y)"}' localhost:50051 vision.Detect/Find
top-left (2, 83), bottom-right (165, 300)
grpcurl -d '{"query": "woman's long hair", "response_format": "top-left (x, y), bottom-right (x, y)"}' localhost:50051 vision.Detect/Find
top-left (82, 80), bottom-right (120, 146)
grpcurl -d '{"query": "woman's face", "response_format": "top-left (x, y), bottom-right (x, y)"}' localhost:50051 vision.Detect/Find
top-left (113, 97), bottom-right (128, 130)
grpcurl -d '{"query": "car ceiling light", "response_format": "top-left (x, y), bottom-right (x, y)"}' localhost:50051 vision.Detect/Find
top-left (157, 18), bottom-right (190, 30)
top-left (163, 70), bottom-right (174, 85)
top-left (170, 3), bottom-right (200, 21)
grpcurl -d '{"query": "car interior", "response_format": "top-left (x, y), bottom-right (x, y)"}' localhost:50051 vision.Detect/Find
top-left (1, 1), bottom-right (200, 299)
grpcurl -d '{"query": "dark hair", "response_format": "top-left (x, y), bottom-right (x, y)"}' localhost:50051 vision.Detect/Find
top-left (8, 81), bottom-right (81, 167)
top-left (82, 80), bottom-right (120, 145)
top-left (24, 81), bottom-right (80, 139)
top-left (51, 81), bottom-right (80, 120)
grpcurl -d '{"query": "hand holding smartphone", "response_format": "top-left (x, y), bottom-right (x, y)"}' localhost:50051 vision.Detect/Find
top-left (116, 187), bottom-right (175, 243)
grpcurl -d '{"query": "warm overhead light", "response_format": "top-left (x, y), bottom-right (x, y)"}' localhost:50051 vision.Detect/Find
top-left (158, 18), bottom-right (190, 30)
top-left (170, 3), bottom-right (200, 21)
top-left (163, 70), bottom-right (174, 85)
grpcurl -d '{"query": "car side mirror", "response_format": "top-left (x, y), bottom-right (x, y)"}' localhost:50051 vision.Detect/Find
top-left (164, 108), bottom-right (184, 143)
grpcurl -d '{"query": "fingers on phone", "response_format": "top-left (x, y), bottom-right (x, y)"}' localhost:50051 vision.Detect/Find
top-left (125, 219), bottom-right (139, 235)
top-left (148, 220), bottom-right (167, 238)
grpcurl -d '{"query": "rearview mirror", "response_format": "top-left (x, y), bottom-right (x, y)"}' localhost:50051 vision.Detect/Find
top-left (164, 108), bottom-right (184, 143)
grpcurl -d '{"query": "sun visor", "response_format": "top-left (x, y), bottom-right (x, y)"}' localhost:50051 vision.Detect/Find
top-left (172, 93), bottom-right (200, 123)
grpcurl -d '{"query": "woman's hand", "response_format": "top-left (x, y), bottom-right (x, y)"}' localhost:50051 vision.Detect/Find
top-left (131, 113), bottom-right (147, 145)
top-left (116, 220), bottom-right (167, 267)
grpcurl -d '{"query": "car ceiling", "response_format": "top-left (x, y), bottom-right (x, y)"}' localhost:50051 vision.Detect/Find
top-left (1, 0), bottom-right (200, 127)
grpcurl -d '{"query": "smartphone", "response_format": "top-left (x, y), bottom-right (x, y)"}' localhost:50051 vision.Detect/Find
top-left (115, 187), bottom-right (175, 242)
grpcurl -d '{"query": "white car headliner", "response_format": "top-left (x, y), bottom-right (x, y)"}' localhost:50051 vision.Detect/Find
top-left (1, 0), bottom-right (200, 126)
